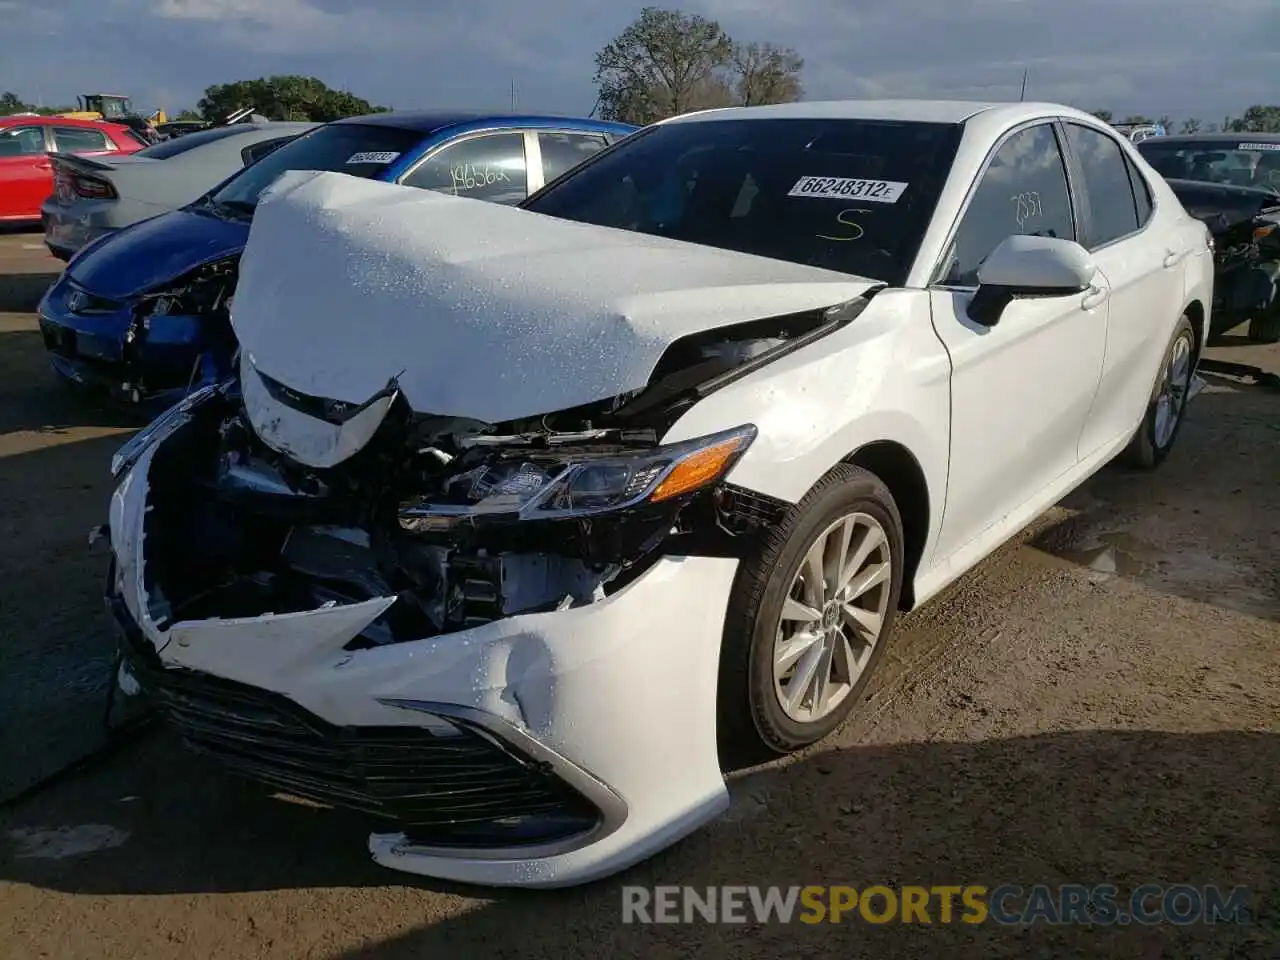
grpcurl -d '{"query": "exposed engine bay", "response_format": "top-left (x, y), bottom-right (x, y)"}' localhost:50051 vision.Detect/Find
top-left (130, 297), bottom-right (877, 646)
top-left (124, 258), bottom-right (239, 398)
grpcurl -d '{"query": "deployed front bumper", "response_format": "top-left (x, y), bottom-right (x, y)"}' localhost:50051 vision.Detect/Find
top-left (107, 439), bottom-right (737, 887)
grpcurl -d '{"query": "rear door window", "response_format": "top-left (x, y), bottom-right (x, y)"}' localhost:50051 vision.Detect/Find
top-left (1064, 123), bottom-right (1140, 248)
top-left (939, 123), bottom-right (1076, 286)
top-left (400, 132), bottom-right (529, 203)
top-left (52, 127), bottom-right (112, 154)
top-left (538, 131), bottom-right (608, 183)
top-left (1125, 154), bottom-right (1153, 226)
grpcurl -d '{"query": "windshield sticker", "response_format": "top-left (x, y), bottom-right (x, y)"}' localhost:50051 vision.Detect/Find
top-left (1238, 142), bottom-right (1280, 152)
top-left (788, 177), bottom-right (908, 203)
top-left (346, 151), bottom-right (401, 165)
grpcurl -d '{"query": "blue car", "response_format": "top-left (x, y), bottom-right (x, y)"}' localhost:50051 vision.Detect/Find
top-left (38, 111), bottom-right (635, 407)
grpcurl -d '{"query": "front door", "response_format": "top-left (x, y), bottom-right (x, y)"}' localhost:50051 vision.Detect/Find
top-left (927, 121), bottom-right (1108, 561)
top-left (0, 125), bottom-right (52, 220)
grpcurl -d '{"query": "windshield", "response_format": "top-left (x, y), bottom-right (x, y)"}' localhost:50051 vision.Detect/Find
top-left (205, 122), bottom-right (423, 215)
top-left (523, 117), bottom-right (962, 285)
top-left (137, 125), bottom-right (248, 159)
top-left (1140, 140), bottom-right (1280, 193)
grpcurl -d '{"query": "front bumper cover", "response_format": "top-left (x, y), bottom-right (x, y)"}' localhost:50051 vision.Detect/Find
top-left (108, 438), bottom-right (737, 887)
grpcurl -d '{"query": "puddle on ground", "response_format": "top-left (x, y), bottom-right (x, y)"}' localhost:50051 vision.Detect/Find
top-left (1030, 525), bottom-right (1277, 619)
top-left (1032, 530), bottom-right (1159, 583)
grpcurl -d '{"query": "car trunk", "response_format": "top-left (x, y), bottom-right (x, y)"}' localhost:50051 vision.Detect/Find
top-left (48, 152), bottom-right (154, 206)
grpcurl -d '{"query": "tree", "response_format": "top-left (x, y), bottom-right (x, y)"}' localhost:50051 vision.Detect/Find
top-left (1157, 115), bottom-right (1172, 130)
top-left (197, 76), bottom-right (390, 123)
top-left (1180, 117), bottom-right (1202, 134)
top-left (1223, 105), bottom-right (1280, 133)
top-left (1090, 109), bottom-right (1114, 123)
top-left (729, 41), bottom-right (804, 107)
top-left (1119, 114), bottom-right (1153, 125)
top-left (593, 7), bottom-right (733, 124)
top-left (592, 7), bottom-right (804, 124)
top-left (174, 109), bottom-right (202, 122)
top-left (0, 91), bottom-right (25, 116)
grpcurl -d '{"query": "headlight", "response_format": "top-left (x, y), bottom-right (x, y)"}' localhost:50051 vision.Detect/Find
top-left (401, 424), bottom-right (756, 525)
top-left (110, 380), bottom-right (230, 478)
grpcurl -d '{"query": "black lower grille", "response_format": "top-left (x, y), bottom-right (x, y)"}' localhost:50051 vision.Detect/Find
top-left (110, 594), bottom-right (601, 848)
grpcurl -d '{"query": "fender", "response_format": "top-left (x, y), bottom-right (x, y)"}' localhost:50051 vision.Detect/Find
top-left (661, 289), bottom-right (952, 569)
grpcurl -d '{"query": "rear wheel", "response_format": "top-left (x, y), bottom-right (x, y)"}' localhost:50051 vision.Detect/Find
top-left (718, 464), bottom-right (904, 759)
top-left (1120, 314), bottom-right (1195, 469)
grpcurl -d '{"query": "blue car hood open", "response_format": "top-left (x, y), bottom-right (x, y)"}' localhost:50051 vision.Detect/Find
top-left (68, 207), bottom-right (250, 300)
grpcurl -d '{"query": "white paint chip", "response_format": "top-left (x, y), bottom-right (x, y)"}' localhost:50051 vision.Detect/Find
top-left (8, 825), bottom-right (130, 860)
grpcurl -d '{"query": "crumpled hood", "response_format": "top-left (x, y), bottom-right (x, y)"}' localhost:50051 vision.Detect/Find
top-left (69, 206), bottom-right (249, 300)
top-left (232, 170), bottom-right (877, 424)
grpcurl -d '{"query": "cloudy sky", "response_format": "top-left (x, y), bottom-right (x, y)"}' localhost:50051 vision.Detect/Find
top-left (2, 0), bottom-right (1276, 125)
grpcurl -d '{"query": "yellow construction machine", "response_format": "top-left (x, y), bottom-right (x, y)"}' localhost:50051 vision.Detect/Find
top-left (57, 94), bottom-right (167, 126)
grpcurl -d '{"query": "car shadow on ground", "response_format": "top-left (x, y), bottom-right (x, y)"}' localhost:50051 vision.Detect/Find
top-left (0, 270), bottom-right (63, 314)
top-left (0, 327), bottom-right (146, 435)
top-left (0, 729), bottom-right (1275, 958)
top-left (1025, 379), bottom-right (1280, 623)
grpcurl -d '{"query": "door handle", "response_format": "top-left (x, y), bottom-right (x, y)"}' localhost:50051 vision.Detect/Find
top-left (1163, 249), bottom-right (1183, 268)
top-left (1081, 284), bottom-right (1108, 310)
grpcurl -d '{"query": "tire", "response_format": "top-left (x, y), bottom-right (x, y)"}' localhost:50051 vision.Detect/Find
top-left (1120, 314), bottom-right (1196, 470)
top-left (718, 464), bottom-right (905, 761)
top-left (1248, 305), bottom-right (1280, 344)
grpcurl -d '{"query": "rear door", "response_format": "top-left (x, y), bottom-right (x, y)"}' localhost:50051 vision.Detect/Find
top-left (397, 130), bottom-right (530, 204)
top-left (0, 124), bottom-right (53, 219)
top-left (1062, 122), bottom-right (1186, 457)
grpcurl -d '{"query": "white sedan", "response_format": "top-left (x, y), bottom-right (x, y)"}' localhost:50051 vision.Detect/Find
top-left (104, 99), bottom-right (1213, 888)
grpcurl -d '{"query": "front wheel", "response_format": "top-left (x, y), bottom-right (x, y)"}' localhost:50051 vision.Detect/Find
top-left (1120, 315), bottom-right (1196, 469)
top-left (718, 464), bottom-right (905, 759)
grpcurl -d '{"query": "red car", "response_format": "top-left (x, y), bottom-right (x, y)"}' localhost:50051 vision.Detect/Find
top-left (0, 116), bottom-right (146, 223)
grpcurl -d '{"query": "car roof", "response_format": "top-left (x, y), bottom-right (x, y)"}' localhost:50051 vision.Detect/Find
top-left (658, 99), bottom-right (1114, 130)
top-left (333, 110), bottom-right (633, 135)
top-left (0, 114), bottom-right (127, 130)
top-left (1141, 133), bottom-right (1280, 145)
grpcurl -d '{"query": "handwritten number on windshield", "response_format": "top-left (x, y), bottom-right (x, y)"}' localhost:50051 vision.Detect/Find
top-left (816, 208), bottom-right (871, 242)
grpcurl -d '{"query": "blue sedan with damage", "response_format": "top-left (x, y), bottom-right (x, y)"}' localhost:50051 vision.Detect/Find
top-left (37, 111), bottom-right (635, 408)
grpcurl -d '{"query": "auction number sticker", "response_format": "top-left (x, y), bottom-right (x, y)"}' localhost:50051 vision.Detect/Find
top-left (1238, 142), bottom-right (1280, 152)
top-left (788, 176), bottom-right (908, 203)
top-left (346, 151), bottom-right (401, 164)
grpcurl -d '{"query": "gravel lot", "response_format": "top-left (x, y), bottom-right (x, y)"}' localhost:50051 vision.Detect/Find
top-left (0, 229), bottom-right (1276, 958)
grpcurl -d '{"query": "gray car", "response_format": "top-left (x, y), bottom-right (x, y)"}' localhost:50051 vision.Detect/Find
top-left (41, 121), bottom-right (317, 260)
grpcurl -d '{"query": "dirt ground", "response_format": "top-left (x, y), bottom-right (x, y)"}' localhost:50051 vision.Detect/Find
top-left (0, 229), bottom-right (1276, 959)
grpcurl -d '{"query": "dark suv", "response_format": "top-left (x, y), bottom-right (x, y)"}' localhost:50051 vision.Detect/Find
top-left (1139, 134), bottom-right (1280, 343)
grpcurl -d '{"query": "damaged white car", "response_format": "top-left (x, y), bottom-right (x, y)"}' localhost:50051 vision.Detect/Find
top-left (104, 100), bottom-right (1214, 887)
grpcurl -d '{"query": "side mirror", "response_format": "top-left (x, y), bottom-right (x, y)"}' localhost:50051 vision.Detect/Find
top-left (968, 235), bottom-right (1097, 327)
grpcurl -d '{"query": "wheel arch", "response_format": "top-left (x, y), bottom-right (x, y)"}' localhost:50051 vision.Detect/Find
top-left (841, 440), bottom-right (930, 611)
top-left (1183, 298), bottom-right (1206, 361)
